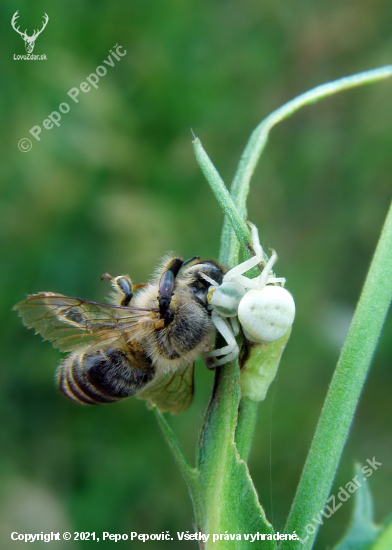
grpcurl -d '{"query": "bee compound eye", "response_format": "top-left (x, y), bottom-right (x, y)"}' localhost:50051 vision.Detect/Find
top-left (200, 261), bottom-right (224, 285)
top-left (209, 281), bottom-right (246, 317)
top-left (238, 285), bottom-right (295, 343)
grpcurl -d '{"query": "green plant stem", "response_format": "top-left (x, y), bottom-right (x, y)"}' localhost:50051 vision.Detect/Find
top-left (195, 361), bottom-right (241, 534)
top-left (221, 64), bottom-right (392, 264)
top-left (192, 137), bottom-right (252, 260)
top-left (191, 136), bottom-right (261, 467)
top-left (235, 397), bottom-right (258, 462)
top-left (281, 200), bottom-right (392, 550)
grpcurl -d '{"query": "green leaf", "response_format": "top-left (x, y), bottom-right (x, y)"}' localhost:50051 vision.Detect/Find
top-left (282, 200), bottom-right (392, 549)
top-left (332, 465), bottom-right (380, 550)
top-left (369, 523), bottom-right (392, 550)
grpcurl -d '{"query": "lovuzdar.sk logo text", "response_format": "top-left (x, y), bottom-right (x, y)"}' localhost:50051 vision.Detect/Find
top-left (12, 10), bottom-right (48, 59)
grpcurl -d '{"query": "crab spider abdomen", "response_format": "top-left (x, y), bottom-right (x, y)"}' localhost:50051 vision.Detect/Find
top-left (238, 285), bottom-right (295, 344)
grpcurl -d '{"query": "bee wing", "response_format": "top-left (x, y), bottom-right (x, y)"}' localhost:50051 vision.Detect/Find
top-left (137, 363), bottom-right (194, 414)
top-left (14, 292), bottom-right (154, 353)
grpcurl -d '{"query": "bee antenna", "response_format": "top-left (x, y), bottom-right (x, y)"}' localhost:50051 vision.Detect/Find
top-left (158, 258), bottom-right (183, 322)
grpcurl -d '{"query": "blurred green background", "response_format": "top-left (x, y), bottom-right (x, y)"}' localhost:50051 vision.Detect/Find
top-left (1, 0), bottom-right (391, 548)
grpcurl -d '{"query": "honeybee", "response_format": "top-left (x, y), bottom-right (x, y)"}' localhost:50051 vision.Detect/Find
top-left (14, 255), bottom-right (226, 414)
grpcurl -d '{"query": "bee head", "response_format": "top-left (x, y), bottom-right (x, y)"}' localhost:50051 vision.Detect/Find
top-left (185, 260), bottom-right (225, 306)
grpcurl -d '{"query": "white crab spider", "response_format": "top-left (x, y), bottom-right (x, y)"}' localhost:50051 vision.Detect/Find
top-left (204, 223), bottom-right (295, 366)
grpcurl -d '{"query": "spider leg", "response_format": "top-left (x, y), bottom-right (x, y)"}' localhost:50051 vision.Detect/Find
top-left (268, 276), bottom-right (286, 285)
top-left (223, 249), bottom-right (264, 283)
top-left (206, 311), bottom-right (239, 366)
top-left (251, 249), bottom-right (278, 289)
top-left (248, 221), bottom-right (264, 257)
top-left (224, 250), bottom-right (278, 291)
top-left (223, 223), bottom-right (269, 284)
top-left (229, 316), bottom-right (240, 337)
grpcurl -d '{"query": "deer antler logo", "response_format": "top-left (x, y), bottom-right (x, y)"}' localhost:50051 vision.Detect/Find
top-left (11, 11), bottom-right (49, 54)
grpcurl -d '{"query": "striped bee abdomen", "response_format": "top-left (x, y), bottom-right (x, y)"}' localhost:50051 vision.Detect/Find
top-left (57, 348), bottom-right (155, 405)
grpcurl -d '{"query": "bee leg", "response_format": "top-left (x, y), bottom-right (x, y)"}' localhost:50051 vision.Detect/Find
top-left (102, 273), bottom-right (133, 306)
top-left (138, 316), bottom-right (165, 330)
